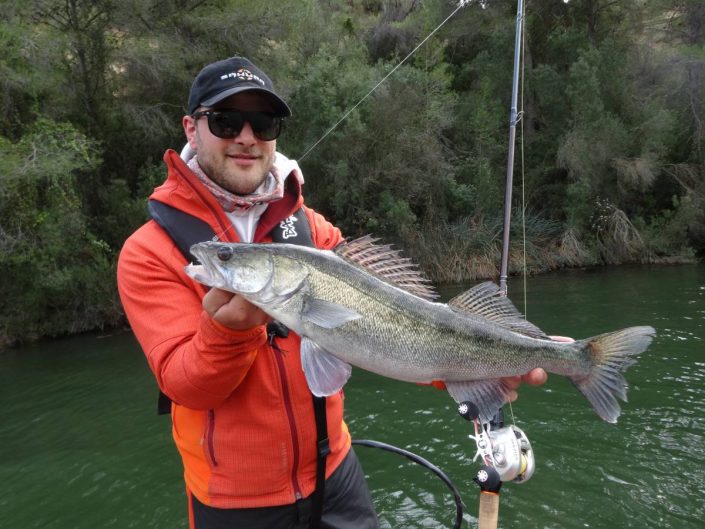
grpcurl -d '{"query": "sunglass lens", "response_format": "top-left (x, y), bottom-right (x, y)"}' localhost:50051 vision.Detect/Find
top-left (204, 111), bottom-right (282, 141)
top-left (248, 113), bottom-right (282, 141)
top-left (208, 112), bottom-right (245, 139)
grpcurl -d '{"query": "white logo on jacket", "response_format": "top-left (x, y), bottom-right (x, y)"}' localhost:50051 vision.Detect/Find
top-left (279, 216), bottom-right (298, 239)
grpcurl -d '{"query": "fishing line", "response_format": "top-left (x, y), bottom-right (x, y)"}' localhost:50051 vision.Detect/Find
top-left (352, 439), bottom-right (465, 529)
top-left (197, 216), bottom-right (239, 246)
top-left (299, 0), bottom-right (473, 161)
top-left (520, 7), bottom-right (528, 322)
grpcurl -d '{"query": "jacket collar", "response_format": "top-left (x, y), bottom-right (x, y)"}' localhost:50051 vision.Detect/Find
top-left (153, 149), bottom-right (304, 243)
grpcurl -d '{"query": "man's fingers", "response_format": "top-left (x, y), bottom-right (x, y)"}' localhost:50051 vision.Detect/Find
top-left (503, 375), bottom-right (522, 390)
top-left (202, 288), bottom-right (236, 316)
top-left (522, 368), bottom-right (548, 386)
top-left (203, 288), bottom-right (268, 330)
top-left (549, 335), bottom-right (575, 343)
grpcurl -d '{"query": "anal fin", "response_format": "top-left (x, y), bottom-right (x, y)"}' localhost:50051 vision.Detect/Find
top-left (445, 379), bottom-right (512, 424)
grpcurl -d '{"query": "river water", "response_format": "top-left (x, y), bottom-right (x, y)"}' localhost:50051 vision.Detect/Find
top-left (1, 264), bottom-right (703, 528)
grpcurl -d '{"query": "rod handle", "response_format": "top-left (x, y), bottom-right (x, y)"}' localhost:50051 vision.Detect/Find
top-left (478, 490), bottom-right (499, 529)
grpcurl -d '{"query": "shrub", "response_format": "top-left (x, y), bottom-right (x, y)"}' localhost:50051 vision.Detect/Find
top-left (0, 119), bottom-right (121, 347)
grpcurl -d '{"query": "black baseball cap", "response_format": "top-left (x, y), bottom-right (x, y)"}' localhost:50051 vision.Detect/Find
top-left (187, 57), bottom-right (291, 117)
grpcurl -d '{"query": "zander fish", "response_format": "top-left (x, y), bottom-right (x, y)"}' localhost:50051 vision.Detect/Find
top-left (185, 236), bottom-right (655, 423)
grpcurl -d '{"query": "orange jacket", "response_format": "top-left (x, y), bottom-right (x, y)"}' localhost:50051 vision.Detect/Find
top-left (117, 150), bottom-right (349, 508)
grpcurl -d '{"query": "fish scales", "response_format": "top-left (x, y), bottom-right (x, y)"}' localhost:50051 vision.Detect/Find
top-left (289, 250), bottom-right (589, 382)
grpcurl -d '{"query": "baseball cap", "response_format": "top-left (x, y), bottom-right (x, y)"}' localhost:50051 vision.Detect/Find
top-left (187, 57), bottom-right (291, 117)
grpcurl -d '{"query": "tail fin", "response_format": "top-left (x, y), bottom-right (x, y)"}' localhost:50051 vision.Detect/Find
top-left (571, 326), bottom-right (656, 423)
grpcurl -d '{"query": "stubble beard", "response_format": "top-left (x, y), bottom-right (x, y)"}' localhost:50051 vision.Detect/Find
top-left (194, 135), bottom-right (274, 195)
top-left (197, 153), bottom-right (268, 195)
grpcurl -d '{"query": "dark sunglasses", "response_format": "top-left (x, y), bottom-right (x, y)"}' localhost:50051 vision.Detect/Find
top-left (192, 110), bottom-right (283, 141)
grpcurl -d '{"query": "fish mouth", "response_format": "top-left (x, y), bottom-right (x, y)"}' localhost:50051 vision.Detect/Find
top-left (185, 243), bottom-right (228, 289)
top-left (184, 263), bottom-right (218, 288)
top-left (185, 242), bottom-right (276, 295)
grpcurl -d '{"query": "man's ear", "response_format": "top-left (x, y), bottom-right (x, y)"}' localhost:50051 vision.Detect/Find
top-left (183, 115), bottom-right (198, 150)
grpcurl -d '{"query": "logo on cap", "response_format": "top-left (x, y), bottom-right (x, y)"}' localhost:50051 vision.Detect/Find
top-left (220, 68), bottom-right (266, 86)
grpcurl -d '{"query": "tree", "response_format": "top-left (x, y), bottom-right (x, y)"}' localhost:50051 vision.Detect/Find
top-left (0, 119), bottom-right (119, 347)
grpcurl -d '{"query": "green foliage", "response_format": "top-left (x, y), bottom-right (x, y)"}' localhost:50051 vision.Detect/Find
top-left (638, 194), bottom-right (700, 259)
top-left (0, 119), bottom-right (120, 347)
top-left (0, 0), bottom-right (703, 345)
top-left (409, 209), bottom-right (567, 283)
top-left (287, 44), bottom-right (457, 240)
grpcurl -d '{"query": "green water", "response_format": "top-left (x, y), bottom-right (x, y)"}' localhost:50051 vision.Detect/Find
top-left (1, 264), bottom-right (703, 528)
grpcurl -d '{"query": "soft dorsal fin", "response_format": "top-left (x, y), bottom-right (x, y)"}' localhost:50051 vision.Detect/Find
top-left (334, 235), bottom-right (439, 301)
top-left (448, 282), bottom-right (550, 339)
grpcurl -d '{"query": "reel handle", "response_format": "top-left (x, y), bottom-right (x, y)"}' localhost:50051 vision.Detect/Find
top-left (457, 401), bottom-right (480, 421)
top-left (474, 465), bottom-right (502, 492)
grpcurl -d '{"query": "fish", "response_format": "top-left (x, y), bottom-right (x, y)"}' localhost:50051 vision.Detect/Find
top-left (185, 236), bottom-right (655, 423)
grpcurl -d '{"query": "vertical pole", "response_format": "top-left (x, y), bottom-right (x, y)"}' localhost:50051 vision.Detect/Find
top-left (498, 0), bottom-right (524, 297)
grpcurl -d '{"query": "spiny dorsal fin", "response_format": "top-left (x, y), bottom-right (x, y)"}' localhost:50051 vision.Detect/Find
top-left (335, 235), bottom-right (439, 301)
top-left (448, 282), bottom-right (550, 339)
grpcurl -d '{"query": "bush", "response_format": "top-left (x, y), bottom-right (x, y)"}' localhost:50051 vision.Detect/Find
top-left (0, 119), bottom-right (121, 347)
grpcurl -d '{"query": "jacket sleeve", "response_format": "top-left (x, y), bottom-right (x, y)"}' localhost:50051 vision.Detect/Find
top-left (117, 222), bottom-right (266, 410)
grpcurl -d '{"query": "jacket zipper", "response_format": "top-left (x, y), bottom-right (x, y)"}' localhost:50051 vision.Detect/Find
top-left (204, 409), bottom-right (218, 467)
top-left (270, 333), bottom-right (304, 500)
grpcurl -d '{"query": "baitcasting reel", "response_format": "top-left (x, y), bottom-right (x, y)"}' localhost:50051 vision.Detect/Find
top-left (458, 401), bottom-right (535, 489)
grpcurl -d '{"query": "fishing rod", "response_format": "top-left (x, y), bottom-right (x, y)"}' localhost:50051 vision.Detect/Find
top-left (498, 0), bottom-right (525, 298)
top-left (464, 2), bottom-right (533, 529)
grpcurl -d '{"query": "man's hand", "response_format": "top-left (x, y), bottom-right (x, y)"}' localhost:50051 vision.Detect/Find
top-left (203, 288), bottom-right (269, 330)
top-left (427, 369), bottom-right (547, 393)
top-left (503, 336), bottom-right (573, 401)
top-left (503, 368), bottom-right (548, 402)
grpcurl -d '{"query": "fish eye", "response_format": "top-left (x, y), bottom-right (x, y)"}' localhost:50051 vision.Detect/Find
top-left (216, 246), bottom-right (233, 261)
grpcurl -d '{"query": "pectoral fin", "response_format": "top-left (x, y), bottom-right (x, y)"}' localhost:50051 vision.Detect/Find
top-left (300, 337), bottom-right (353, 396)
top-left (445, 379), bottom-right (513, 424)
top-left (302, 296), bottom-right (361, 329)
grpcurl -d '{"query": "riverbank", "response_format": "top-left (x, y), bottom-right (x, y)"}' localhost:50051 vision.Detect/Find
top-left (408, 221), bottom-right (700, 284)
top-left (1, 249), bottom-right (700, 352)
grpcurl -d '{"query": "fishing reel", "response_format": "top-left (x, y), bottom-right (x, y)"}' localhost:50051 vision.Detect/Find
top-left (458, 402), bottom-right (535, 490)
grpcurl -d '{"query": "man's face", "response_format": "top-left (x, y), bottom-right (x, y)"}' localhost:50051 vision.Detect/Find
top-left (183, 92), bottom-right (277, 195)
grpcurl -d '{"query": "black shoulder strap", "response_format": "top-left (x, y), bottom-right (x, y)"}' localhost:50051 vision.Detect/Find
top-left (147, 199), bottom-right (328, 529)
top-left (148, 200), bottom-right (217, 263)
top-left (268, 207), bottom-right (314, 247)
top-left (149, 200), bottom-right (218, 415)
top-left (149, 199), bottom-right (314, 256)
top-left (310, 394), bottom-right (329, 529)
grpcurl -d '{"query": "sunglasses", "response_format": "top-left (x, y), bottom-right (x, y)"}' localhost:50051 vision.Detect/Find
top-left (192, 110), bottom-right (283, 141)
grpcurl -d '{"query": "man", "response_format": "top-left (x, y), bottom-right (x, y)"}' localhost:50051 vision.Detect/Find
top-left (117, 56), bottom-right (547, 529)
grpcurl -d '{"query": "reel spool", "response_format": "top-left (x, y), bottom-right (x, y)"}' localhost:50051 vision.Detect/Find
top-left (482, 424), bottom-right (534, 484)
top-left (458, 401), bottom-right (535, 486)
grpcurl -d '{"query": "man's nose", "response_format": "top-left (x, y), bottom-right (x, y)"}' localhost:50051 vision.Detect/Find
top-left (234, 121), bottom-right (257, 144)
